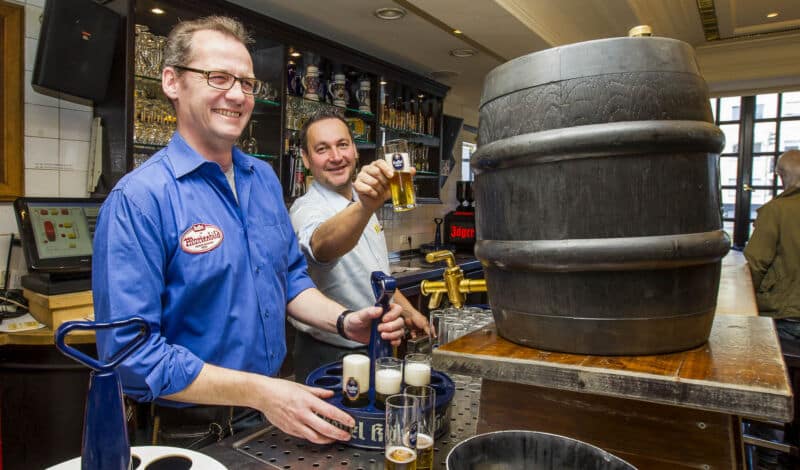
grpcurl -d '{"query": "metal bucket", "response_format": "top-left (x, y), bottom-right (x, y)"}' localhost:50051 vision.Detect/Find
top-left (473, 36), bottom-right (729, 355)
top-left (446, 430), bottom-right (636, 470)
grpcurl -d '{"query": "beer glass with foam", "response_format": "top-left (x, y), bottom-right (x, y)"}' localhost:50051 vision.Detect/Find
top-left (404, 353), bottom-right (431, 387)
top-left (375, 357), bottom-right (403, 410)
top-left (381, 139), bottom-right (416, 212)
top-left (404, 385), bottom-right (436, 470)
top-left (342, 354), bottom-right (370, 408)
top-left (385, 394), bottom-right (419, 470)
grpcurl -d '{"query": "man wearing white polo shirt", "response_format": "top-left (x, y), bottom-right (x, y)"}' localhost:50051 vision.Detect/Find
top-left (290, 109), bottom-right (430, 382)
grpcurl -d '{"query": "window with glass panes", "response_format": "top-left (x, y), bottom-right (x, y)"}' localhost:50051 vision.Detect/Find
top-left (710, 91), bottom-right (800, 248)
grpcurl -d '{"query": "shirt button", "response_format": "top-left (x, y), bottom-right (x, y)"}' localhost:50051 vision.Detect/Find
top-left (255, 267), bottom-right (260, 274)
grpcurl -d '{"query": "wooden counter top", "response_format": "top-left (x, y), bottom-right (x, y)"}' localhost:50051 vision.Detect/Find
top-left (716, 250), bottom-right (758, 316)
top-left (434, 313), bottom-right (791, 422)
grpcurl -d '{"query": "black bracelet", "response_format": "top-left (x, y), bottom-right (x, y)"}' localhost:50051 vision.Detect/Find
top-left (336, 309), bottom-right (355, 340)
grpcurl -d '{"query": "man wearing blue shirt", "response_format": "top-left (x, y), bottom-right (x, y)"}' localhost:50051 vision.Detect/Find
top-left (93, 16), bottom-right (404, 447)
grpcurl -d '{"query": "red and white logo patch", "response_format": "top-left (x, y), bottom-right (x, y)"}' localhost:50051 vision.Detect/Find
top-left (180, 223), bottom-right (224, 254)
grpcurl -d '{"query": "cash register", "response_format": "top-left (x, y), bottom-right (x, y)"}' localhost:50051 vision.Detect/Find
top-left (13, 197), bottom-right (103, 295)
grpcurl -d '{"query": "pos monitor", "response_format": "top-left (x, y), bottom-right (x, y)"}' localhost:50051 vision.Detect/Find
top-left (13, 197), bottom-right (104, 295)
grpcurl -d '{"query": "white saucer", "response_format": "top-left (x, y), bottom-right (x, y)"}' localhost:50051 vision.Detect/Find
top-left (48, 445), bottom-right (227, 470)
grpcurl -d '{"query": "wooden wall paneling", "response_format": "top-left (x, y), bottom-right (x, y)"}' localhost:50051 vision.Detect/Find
top-left (0, 1), bottom-right (24, 201)
top-left (478, 380), bottom-right (742, 469)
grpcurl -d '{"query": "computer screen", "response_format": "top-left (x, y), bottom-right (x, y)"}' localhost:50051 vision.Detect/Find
top-left (14, 197), bottom-right (104, 274)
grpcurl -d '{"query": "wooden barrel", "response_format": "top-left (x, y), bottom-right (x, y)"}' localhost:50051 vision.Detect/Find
top-left (472, 37), bottom-right (729, 355)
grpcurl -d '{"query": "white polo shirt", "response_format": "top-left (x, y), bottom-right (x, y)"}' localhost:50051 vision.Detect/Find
top-left (289, 181), bottom-right (391, 348)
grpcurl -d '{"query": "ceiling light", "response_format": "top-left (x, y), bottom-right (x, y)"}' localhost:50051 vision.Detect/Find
top-left (767, 12), bottom-right (779, 18)
top-left (290, 51), bottom-right (302, 58)
top-left (453, 29), bottom-right (462, 35)
top-left (450, 48), bottom-right (477, 58)
top-left (380, 80), bottom-right (388, 85)
top-left (374, 7), bottom-right (406, 20)
top-left (150, 7), bottom-right (165, 14)
top-left (418, 94), bottom-right (424, 98)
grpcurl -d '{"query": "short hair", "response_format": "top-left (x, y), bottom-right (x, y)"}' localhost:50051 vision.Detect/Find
top-left (298, 109), bottom-right (355, 155)
top-left (163, 16), bottom-right (252, 70)
top-left (777, 149), bottom-right (800, 188)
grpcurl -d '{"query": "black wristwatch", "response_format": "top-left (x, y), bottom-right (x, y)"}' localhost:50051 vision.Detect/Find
top-left (336, 309), bottom-right (355, 340)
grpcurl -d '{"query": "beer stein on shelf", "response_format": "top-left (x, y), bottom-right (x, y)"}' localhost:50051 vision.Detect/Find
top-left (287, 62), bottom-right (301, 96)
top-left (356, 77), bottom-right (371, 113)
top-left (302, 65), bottom-right (321, 101)
top-left (328, 72), bottom-right (348, 107)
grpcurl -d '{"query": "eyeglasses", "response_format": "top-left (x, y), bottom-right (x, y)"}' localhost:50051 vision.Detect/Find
top-left (173, 65), bottom-right (263, 95)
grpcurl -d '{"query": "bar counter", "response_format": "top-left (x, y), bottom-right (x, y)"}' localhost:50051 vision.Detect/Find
top-left (432, 251), bottom-right (790, 469)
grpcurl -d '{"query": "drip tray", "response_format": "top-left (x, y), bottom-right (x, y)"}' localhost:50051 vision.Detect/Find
top-left (233, 376), bottom-right (482, 469)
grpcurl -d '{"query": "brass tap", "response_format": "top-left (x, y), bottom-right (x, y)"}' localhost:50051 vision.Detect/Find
top-left (420, 250), bottom-right (487, 309)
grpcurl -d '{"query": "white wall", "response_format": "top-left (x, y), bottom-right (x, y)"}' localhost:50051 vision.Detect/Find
top-left (1, 0), bottom-right (94, 287)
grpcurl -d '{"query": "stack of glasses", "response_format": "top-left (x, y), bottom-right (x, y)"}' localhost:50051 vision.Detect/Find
top-left (430, 306), bottom-right (494, 348)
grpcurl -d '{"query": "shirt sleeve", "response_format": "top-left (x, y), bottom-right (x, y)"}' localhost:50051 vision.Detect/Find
top-left (744, 203), bottom-right (779, 290)
top-left (93, 188), bottom-right (204, 402)
top-left (289, 198), bottom-right (334, 267)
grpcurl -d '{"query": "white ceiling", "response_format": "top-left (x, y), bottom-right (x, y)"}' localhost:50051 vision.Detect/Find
top-left (229, 0), bottom-right (800, 124)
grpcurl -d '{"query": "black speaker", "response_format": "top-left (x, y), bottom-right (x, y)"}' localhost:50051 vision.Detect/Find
top-left (32, 0), bottom-right (120, 103)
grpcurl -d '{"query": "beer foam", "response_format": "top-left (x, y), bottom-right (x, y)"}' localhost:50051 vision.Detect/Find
top-left (375, 369), bottom-right (403, 394)
top-left (404, 362), bottom-right (431, 386)
top-left (386, 445), bottom-right (417, 463)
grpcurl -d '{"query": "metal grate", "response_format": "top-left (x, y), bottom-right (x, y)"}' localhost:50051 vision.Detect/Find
top-left (234, 375), bottom-right (482, 469)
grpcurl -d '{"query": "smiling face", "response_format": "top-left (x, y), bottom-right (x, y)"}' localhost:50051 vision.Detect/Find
top-left (302, 118), bottom-right (358, 198)
top-left (163, 29), bottom-right (254, 162)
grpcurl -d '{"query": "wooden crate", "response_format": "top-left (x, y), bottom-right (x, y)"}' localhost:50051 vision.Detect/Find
top-left (23, 289), bottom-right (94, 330)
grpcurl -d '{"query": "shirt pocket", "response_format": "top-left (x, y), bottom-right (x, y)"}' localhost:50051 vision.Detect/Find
top-left (249, 219), bottom-right (290, 280)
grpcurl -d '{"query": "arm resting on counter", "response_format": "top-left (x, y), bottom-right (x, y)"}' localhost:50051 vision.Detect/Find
top-left (162, 362), bottom-right (353, 444)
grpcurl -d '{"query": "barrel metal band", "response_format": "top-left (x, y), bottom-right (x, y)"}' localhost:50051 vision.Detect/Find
top-left (475, 230), bottom-right (731, 272)
top-left (480, 37), bottom-right (700, 107)
top-left (471, 120), bottom-right (725, 173)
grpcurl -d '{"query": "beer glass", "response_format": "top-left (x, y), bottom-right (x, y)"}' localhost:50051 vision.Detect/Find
top-left (342, 354), bottom-right (370, 408)
top-left (385, 394), bottom-right (419, 470)
top-left (375, 357), bottom-right (403, 410)
top-left (382, 139), bottom-right (416, 212)
top-left (404, 385), bottom-right (435, 470)
top-left (404, 353), bottom-right (431, 387)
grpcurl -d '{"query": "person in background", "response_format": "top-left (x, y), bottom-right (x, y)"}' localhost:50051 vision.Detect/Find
top-left (289, 109), bottom-right (431, 382)
top-left (745, 149), bottom-right (800, 327)
top-left (92, 16), bottom-right (405, 448)
top-left (744, 149), bottom-right (800, 470)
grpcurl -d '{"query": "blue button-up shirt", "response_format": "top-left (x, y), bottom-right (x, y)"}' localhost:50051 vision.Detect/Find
top-left (93, 133), bottom-right (315, 403)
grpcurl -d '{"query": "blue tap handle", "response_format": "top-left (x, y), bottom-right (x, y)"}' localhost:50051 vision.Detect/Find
top-left (371, 271), bottom-right (396, 311)
top-left (368, 271), bottom-right (396, 404)
top-left (56, 317), bottom-right (150, 372)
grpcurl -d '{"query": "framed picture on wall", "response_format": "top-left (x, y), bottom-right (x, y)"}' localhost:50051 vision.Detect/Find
top-left (1, 1), bottom-right (25, 202)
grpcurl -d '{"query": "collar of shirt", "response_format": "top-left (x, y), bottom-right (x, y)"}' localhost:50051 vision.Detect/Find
top-left (166, 132), bottom-right (255, 179)
top-left (777, 186), bottom-right (800, 200)
top-left (308, 180), bottom-right (358, 212)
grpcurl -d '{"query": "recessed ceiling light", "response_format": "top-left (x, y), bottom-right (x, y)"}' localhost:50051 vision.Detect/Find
top-left (374, 7), bottom-right (406, 20)
top-left (418, 94), bottom-right (424, 98)
top-left (767, 12), bottom-right (779, 18)
top-left (290, 51), bottom-right (302, 58)
top-left (151, 8), bottom-right (165, 14)
top-left (453, 29), bottom-right (462, 35)
top-left (450, 48), bottom-right (477, 58)
top-left (380, 80), bottom-right (388, 85)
